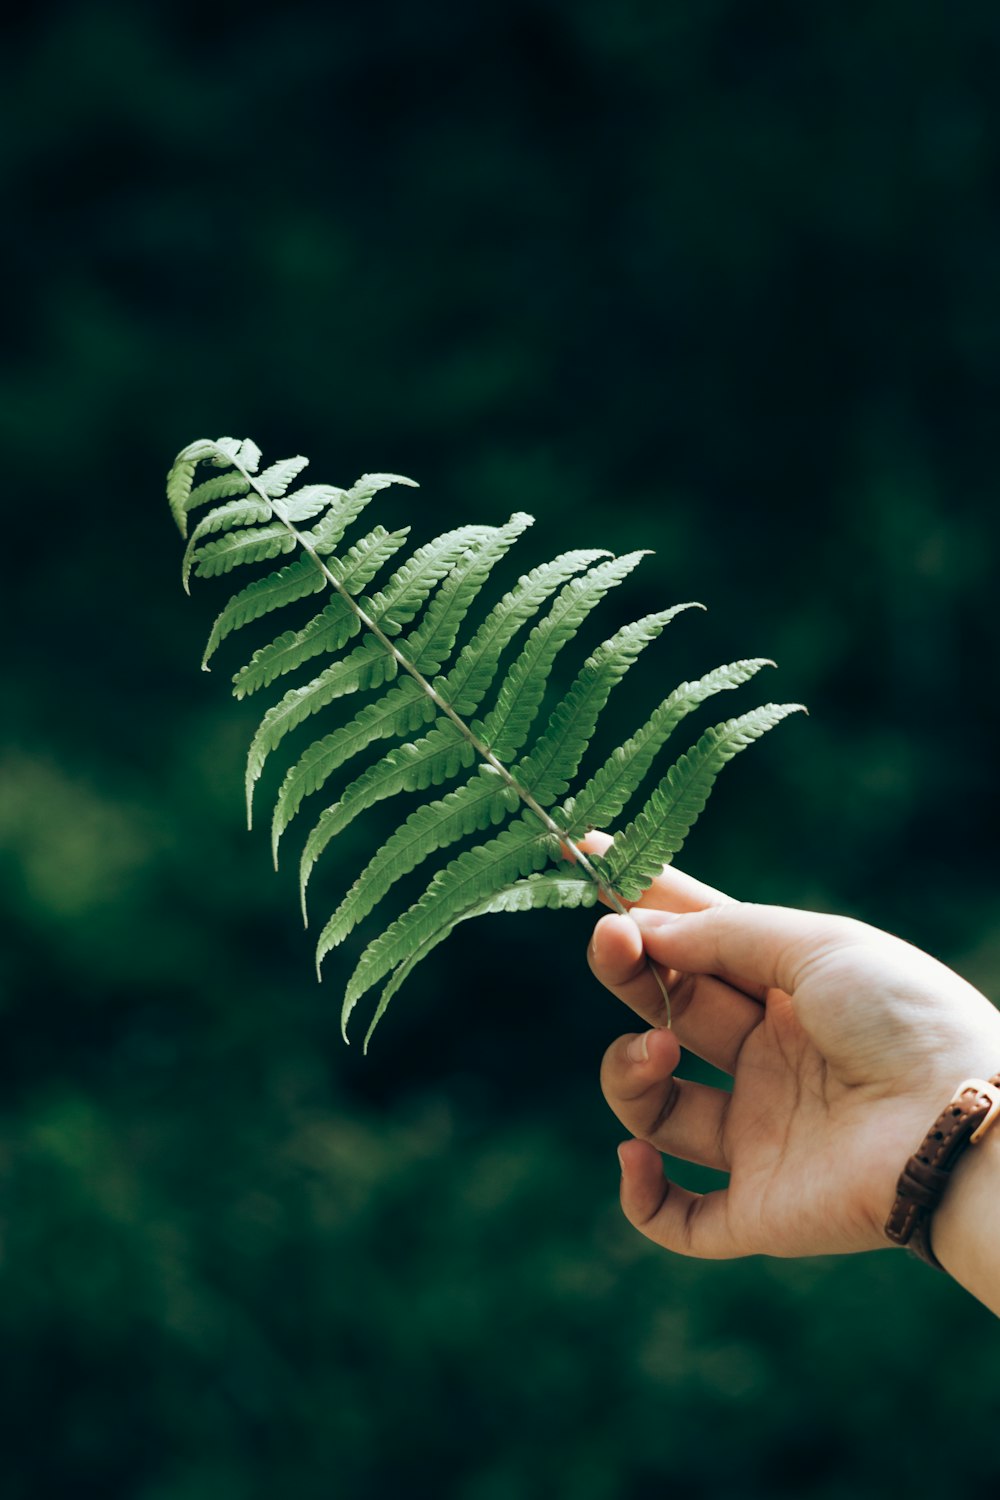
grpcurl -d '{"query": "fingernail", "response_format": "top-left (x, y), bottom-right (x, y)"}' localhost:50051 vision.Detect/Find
top-left (617, 1145), bottom-right (626, 1175)
top-left (630, 909), bottom-right (680, 928)
top-left (625, 1033), bottom-right (649, 1064)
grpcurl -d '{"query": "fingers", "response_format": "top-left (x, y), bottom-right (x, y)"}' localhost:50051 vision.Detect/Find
top-left (580, 831), bottom-right (769, 1007)
top-left (606, 1024), bottom-right (741, 1258)
top-left (589, 912), bottom-right (764, 1074)
top-left (602, 1029), bottom-right (731, 1171)
top-left (628, 903), bottom-right (844, 999)
top-left (617, 1139), bottom-right (738, 1259)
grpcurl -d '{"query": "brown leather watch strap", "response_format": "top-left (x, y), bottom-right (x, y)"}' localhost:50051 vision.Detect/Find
top-left (885, 1072), bottom-right (1000, 1268)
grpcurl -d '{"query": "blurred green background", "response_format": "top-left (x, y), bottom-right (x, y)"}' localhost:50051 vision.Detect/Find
top-left (3, 2), bottom-right (999, 1495)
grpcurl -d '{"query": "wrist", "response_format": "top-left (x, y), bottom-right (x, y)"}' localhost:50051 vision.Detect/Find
top-left (931, 1107), bottom-right (1000, 1316)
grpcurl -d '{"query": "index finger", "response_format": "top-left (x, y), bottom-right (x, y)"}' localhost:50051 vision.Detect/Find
top-left (630, 902), bottom-right (850, 998)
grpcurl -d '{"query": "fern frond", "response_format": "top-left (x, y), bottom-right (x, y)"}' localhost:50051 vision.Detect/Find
top-left (185, 471), bottom-right (252, 516)
top-left (304, 554), bottom-right (654, 944)
top-left (362, 871), bottom-right (599, 1049)
top-left (245, 639), bottom-right (398, 825)
top-left (356, 523), bottom-right (492, 636)
top-left (404, 513), bottom-right (533, 672)
top-left (197, 472), bottom-right (416, 670)
top-left (274, 483), bottom-right (347, 523)
top-left (170, 436), bottom-right (804, 1048)
top-left (201, 555), bottom-right (329, 670)
top-left (595, 702), bottom-right (805, 900)
top-left (191, 522), bottom-right (298, 580)
top-left (232, 527), bottom-right (410, 699)
top-left (314, 767), bottom-right (517, 966)
top-left (313, 603), bottom-right (696, 956)
top-left (209, 436), bottom-right (243, 465)
top-left (298, 722), bottom-right (475, 919)
top-left (297, 549), bottom-right (606, 916)
top-left (166, 440), bottom-right (219, 534)
top-left (473, 870), bottom-right (598, 915)
top-left (562, 658), bottom-right (776, 834)
top-left (181, 499), bottom-right (274, 591)
top-left (243, 525), bottom-right (490, 822)
top-left (256, 455), bottom-right (310, 497)
top-left (238, 439), bottom-right (262, 474)
top-left (271, 679), bottom-right (436, 860)
top-left (341, 814), bottom-right (553, 1030)
top-left (435, 548), bottom-right (609, 715)
top-left (479, 551), bottom-right (648, 760)
top-left (513, 604), bottom-right (701, 806)
top-left (349, 472), bottom-right (420, 501)
top-left (269, 517), bottom-right (530, 857)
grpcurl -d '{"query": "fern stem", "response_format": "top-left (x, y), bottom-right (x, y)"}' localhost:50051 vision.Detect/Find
top-left (224, 444), bottom-right (671, 1025)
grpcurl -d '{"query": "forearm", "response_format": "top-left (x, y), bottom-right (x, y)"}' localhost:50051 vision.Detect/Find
top-left (931, 1118), bottom-right (1000, 1317)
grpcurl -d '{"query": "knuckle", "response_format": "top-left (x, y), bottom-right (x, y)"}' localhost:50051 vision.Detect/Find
top-left (666, 968), bottom-right (698, 1020)
top-left (644, 1077), bottom-right (681, 1142)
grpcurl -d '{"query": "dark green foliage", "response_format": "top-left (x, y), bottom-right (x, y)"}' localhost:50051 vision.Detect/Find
top-left (170, 437), bottom-right (801, 1045)
top-left (8, 6), bottom-right (1000, 1496)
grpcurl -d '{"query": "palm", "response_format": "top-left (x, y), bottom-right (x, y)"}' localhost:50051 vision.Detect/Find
top-left (587, 844), bottom-right (1000, 1261)
top-left (718, 994), bottom-right (887, 1257)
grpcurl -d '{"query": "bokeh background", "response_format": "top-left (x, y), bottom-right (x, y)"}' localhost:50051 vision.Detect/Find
top-left (3, 2), bottom-right (1000, 1495)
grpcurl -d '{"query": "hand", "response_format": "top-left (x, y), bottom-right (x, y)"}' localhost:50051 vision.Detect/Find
top-left (584, 834), bottom-right (1000, 1267)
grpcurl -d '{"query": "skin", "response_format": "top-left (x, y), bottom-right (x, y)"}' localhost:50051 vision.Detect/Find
top-left (581, 833), bottom-right (1000, 1316)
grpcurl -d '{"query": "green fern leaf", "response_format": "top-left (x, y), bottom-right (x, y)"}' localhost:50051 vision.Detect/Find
top-left (243, 525), bottom-right (489, 821)
top-left (209, 436), bottom-right (243, 466)
top-left (341, 814), bottom-right (553, 1029)
top-left (232, 527), bottom-right (410, 699)
top-left (479, 551), bottom-right (647, 760)
top-left (350, 472), bottom-right (420, 501)
top-left (362, 871), bottom-right (599, 1050)
top-left (181, 498), bottom-right (274, 591)
top-left (314, 768), bottom-right (516, 965)
top-left (562, 657), bottom-right (776, 834)
top-left (185, 471), bottom-right (252, 516)
top-left (404, 514), bottom-right (532, 670)
top-left (201, 555), bottom-right (328, 671)
top-left (238, 438), bottom-right (262, 474)
top-left (256, 455), bottom-right (310, 497)
top-left (274, 483), bottom-right (346, 523)
top-left (309, 603), bottom-right (696, 953)
top-left (356, 523), bottom-right (492, 637)
top-left (298, 722), bottom-right (476, 919)
top-left (305, 554), bottom-right (654, 940)
top-left (170, 436), bottom-right (804, 1047)
top-left (245, 639), bottom-right (398, 825)
top-left (192, 522), bottom-right (298, 580)
top-left (435, 548), bottom-right (609, 714)
top-left (271, 679), bottom-right (436, 860)
top-left (198, 488), bottom-right (392, 670)
top-left (596, 702), bottom-right (805, 900)
top-left (514, 604), bottom-right (701, 806)
top-left (269, 521), bottom-right (528, 855)
top-left (166, 439), bottom-right (219, 534)
top-left (473, 870), bottom-right (598, 914)
top-left (297, 549), bottom-right (605, 916)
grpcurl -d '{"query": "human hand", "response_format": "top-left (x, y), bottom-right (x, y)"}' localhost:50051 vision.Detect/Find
top-left (584, 834), bottom-right (1000, 1268)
